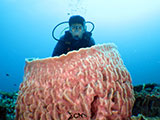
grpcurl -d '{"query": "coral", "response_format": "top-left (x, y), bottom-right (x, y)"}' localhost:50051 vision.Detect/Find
top-left (15, 43), bottom-right (135, 120)
top-left (0, 105), bottom-right (6, 120)
top-left (0, 91), bottom-right (18, 120)
top-left (1, 84), bottom-right (159, 120)
top-left (132, 83), bottom-right (160, 117)
top-left (131, 114), bottom-right (160, 120)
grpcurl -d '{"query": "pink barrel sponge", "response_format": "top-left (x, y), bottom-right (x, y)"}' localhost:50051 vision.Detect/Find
top-left (16, 43), bottom-right (135, 120)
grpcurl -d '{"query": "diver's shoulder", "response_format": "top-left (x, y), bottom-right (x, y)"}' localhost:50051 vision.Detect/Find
top-left (58, 35), bottom-right (65, 42)
top-left (83, 31), bottom-right (92, 41)
top-left (85, 31), bottom-right (92, 37)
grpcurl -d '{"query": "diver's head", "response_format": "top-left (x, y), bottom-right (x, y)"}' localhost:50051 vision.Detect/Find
top-left (69, 15), bottom-right (86, 40)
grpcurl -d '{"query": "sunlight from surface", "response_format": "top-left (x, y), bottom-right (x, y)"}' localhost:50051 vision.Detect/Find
top-left (3, 0), bottom-right (160, 23)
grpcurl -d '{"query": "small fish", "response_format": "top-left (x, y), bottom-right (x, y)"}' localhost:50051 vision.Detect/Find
top-left (6, 73), bottom-right (10, 77)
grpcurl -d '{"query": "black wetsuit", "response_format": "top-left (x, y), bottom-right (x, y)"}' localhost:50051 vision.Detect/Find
top-left (52, 31), bottom-right (95, 57)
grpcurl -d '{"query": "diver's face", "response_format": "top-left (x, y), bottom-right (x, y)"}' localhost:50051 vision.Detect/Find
top-left (69, 23), bottom-right (85, 40)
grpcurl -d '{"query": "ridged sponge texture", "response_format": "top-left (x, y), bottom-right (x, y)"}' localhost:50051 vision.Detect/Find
top-left (16, 43), bottom-right (135, 120)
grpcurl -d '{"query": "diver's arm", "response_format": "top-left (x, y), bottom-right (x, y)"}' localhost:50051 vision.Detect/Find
top-left (88, 37), bottom-right (95, 47)
top-left (52, 42), bottom-right (62, 57)
top-left (84, 32), bottom-right (95, 47)
top-left (52, 38), bottom-right (65, 57)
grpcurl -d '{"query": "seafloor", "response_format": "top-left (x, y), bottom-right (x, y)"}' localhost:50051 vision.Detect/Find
top-left (0, 83), bottom-right (160, 120)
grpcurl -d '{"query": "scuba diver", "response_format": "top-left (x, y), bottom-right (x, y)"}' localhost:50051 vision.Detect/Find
top-left (52, 15), bottom-right (95, 57)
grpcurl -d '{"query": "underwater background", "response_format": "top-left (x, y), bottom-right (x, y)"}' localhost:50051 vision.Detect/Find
top-left (1, 0), bottom-right (160, 92)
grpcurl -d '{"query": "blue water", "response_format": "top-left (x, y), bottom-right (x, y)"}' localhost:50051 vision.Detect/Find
top-left (0, 0), bottom-right (160, 92)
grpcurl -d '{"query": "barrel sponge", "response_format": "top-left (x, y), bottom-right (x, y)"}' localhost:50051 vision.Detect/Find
top-left (16, 43), bottom-right (135, 120)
